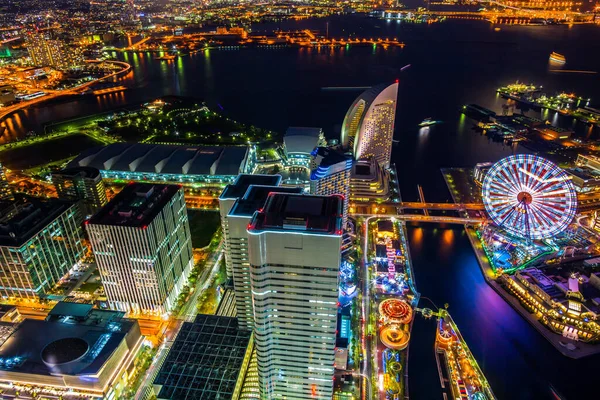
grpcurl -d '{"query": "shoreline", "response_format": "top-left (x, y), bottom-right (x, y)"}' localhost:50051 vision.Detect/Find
top-left (441, 171), bottom-right (600, 359)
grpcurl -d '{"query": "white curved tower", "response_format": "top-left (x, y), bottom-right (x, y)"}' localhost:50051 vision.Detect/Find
top-left (340, 82), bottom-right (398, 168)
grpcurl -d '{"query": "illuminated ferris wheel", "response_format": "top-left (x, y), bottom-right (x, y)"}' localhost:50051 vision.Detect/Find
top-left (482, 154), bottom-right (577, 240)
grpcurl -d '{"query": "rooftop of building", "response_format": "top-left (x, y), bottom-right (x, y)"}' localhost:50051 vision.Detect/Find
top-left (154, 314), bottom-right (251, 400)
top-left (0, 197), bottom-right (77, 247)
top-left (249, 193), bottom-right (343, 235)
top-left (284, 126), bottom-right (324, 155)
top-left (219, 174), bottom-right (281, 200)
top-left (52, 166), bottom-right (102, 180)
top-left (0, 302), bottom-right (136, 377)
top-left (352, 158), bottom-right (381, 179)
top-left (68, 143), bottom-right (248, 177)
top-left (88, 183), bottom-right (180, 228)
top-left (566, 166), bottom-right (600, 182)
top-left (310, 146), bottom-right (353, 181)
top-left (229, 185), bottom-right (303, 217)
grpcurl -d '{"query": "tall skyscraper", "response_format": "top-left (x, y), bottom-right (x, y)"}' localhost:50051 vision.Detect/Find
top-left (87, 183), bottom-right (193, 315)
top-left (26, 33), bottom-right (84, 70)
top-left (247, 193), bottom-right (343, 400)
top-left (225, 182), bottom-right (302, 330)
top-left (218, 174), bottom-right (282, 280)
top-left (340, 82), bottom-right (399, 169)
top-left (0, 163), bottom-right (12, 200)
top-left (310, 146), bottom-right (353, 225)
top-left (0, 198), bottom-right (86, 299)
top-left (52, 167), bottom-right (108, 216)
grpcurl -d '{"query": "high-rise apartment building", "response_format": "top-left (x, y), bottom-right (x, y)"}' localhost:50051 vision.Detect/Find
top-left (310, 146), bottom-right (353, 224)
top-left (52, 167), bottom-right (108, 215)
top-left (225, 182), bottom-right (302, 330)
top-left (341, 82), bottom-right (399, 169)
top-left (0, 198), bottom-right (86, 299)
top-left (87, 183), bottom-right (193, 315)
top-left (218, 174), bottom-right (282, 280)
top-left (0, 163), bottom-right (12, 200)
top-left (26, 33), bottom-right (84, 70)
top-left (247, 193), bottom-right (343, 400)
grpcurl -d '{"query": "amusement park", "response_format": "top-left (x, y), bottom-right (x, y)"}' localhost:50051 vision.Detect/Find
top-left (469, 154), bottom-right (600, 352)
top-left (366, 217), bottom-right (419, 400)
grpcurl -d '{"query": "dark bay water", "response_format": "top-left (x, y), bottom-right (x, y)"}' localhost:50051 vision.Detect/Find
top-left (2, 16), bottom-right (600, 399)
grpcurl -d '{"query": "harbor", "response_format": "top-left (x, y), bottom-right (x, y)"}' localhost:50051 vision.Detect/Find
top-left (442, 167), bottom-right (600, 359)
top-left (497, 82), bottom-right (600, 127)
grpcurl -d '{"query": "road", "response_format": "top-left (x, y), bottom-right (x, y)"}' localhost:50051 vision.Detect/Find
top-left (0, 60), bottom-right (131, 134)
top-left (134, 241), bottom-right (223, 400)
top-left (360, 217), bottom-right (375, 400)
top-left (178, 241), bottom-right (223, 322)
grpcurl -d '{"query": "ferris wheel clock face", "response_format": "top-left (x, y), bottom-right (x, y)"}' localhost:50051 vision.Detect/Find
top-left (482, 154), bottom-right (577, 240)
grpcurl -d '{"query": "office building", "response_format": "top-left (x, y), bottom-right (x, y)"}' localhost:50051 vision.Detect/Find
top-left (247, 193), bottom-right (343, 399)
top-left (310, 146), bottom-right (353, 225)
top-left (26, 33), bottom-right (84, 70)
top-left (153, 314), bottom-right (253, 400)
top-left (0, 163), bottom-right (12, 200)
top-left (218, 174), bottom-right (282, 280)
top-left (0, 198), bottom-right (86, 299)
top-left (52, 166), bottom-right (108, 215)
top-left (283, 127), bottom-right (326, 168)
top-left (87, 183), bottom-right (193, 315)
top-left (349, 158), bottom-right (393, 203)
top-left (341, 82), bottom-right (399, 168)
top-left (225, 180), bottom-right (302, 330)
top-left (0, 302), bottom-right (142, 399)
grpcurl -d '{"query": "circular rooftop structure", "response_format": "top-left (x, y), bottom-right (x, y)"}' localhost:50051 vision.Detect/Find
top-left (41, 338), bottom-right (89, 366)
top-left (379, 299), bottom-right (413, 325)
top-left (380, 326), bottom-right (410, 350)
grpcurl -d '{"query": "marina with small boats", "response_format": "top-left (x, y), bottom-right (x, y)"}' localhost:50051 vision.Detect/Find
top-left (496, 82), bottom-right (600, 127)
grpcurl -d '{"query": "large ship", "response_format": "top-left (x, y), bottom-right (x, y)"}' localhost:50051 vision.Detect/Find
top-left (549, 52), bottom-right (566, 64)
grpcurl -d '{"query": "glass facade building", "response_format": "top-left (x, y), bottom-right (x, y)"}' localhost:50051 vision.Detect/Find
top-left (153, 314), bottom-right (253, 400)
top-left (0, 198), bottom-right (86, 299)
top-left (52, 166), bottom-right (108, 216)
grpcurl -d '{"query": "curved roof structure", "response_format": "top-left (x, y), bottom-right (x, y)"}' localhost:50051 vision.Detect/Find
top-left (284, 127), bottom-right (324, 156)
top-left (68, 143), bottom-right (249, 177)
top-left (340, 82), bottom-right (398, 168)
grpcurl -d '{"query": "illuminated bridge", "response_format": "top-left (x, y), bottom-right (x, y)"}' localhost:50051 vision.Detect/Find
top-left (349, 202), bottom-right (485, 214)
top-left (351, 213), bottom-right (484, 225)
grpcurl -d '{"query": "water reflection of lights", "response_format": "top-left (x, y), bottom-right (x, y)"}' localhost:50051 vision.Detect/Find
top-left (418, 126), bottom-right (429, 136)
top-left (442, 229), bottom-right (454, 245)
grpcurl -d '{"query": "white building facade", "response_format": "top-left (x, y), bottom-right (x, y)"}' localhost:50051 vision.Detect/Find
top-left (341, 82), bottom-right (399, 169)
top-left (87, 184), bottom-right (193, 315)
top-left (247, 193), bottom-right (343, 400)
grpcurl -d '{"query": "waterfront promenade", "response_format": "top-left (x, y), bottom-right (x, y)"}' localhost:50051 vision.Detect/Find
top-left (443, 173), bottom-right (600, 359)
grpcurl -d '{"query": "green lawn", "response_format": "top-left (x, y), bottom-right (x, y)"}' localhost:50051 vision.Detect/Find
top-left (187, 210), bottom-right (221, 248)
top-left (78, 282), bottom-right (102, 294)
